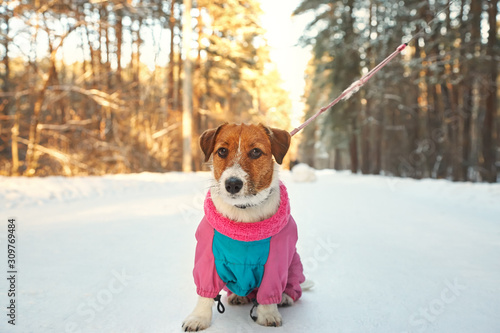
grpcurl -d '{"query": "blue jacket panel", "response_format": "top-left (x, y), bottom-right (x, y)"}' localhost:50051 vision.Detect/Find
top-left (212, 230), bottom-right (271, 296)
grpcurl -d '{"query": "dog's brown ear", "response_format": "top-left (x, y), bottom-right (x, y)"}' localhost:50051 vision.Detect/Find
top-left (261, 125), bottom-right (291, 165)
top-left (200, 124), bottom-right (226, 162)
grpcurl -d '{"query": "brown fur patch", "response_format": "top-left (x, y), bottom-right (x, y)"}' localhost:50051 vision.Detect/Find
top-left (211, 124), bottom-right (275, 193)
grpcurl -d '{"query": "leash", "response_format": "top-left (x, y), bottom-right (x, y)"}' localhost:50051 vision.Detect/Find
top-left (289, 42), bottom-right (407, 137)
top-left (289, 1), bottom-right (456, 137)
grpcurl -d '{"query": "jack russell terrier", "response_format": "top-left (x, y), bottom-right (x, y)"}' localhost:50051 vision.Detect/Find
top-left (182, 123), bottom-right (305, 331)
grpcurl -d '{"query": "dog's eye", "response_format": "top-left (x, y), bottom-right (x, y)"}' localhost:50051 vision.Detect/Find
top-left (249, 148), bottom-right (262, 159)
top-left (217, 147), bottom-right (228, 158)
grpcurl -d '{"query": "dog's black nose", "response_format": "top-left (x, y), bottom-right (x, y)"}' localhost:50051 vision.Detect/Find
top-left (225, 177), bottom-right (243, 194)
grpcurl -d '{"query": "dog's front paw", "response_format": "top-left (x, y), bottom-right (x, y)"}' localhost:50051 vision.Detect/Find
top-left (182, 315), bottom-right (211, 332)
top-left (228, 293), bottom-right (250, 305)
top-left (255, 304), bottom-right (282, 327)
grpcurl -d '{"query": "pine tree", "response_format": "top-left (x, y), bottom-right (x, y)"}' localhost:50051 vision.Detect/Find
top-left (294, 0), bottom-right (499, 182)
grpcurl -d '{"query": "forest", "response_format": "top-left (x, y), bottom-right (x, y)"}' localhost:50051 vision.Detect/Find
top-left (0, 0), bottom-right (291, 176)
top-left (295, 0), bottom-right (499, 182)
top-left (0, 0), bottom-right (499, 183)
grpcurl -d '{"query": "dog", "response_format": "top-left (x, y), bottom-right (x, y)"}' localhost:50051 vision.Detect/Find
top-left (182, 123), bottom-right (305, 331)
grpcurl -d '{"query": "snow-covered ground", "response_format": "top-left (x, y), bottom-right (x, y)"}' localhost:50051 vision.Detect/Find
top-left (0, 170), bottom-right (499, 333)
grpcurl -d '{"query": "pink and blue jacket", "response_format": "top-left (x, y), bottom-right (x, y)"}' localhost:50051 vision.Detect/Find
top-left (193, 182), bottom-right (305, 305)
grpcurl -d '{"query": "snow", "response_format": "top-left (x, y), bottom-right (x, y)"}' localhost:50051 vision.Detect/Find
top-left (291, 163), bottom-right (317, 182)
top-left (0, 170), bottom-right (499, 333)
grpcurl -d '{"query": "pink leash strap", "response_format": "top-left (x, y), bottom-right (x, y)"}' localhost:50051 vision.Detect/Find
top-left (289, 43), bottom-right (407, 137)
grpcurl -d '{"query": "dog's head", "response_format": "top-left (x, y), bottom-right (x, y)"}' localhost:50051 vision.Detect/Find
top-left (200, 123), bottom-right (290, 208)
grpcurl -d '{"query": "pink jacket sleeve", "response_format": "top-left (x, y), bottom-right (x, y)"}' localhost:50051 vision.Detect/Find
top-left (256, 216), bottom-right (305, 305)
top-left (193, 217), bottom-right (225, 298)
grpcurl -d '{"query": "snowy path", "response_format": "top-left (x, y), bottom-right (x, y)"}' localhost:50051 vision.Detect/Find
top-left (0, 171), bottom-right (499, 332)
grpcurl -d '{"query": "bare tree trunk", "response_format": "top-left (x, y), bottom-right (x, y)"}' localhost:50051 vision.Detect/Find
top-left (99, 7), bottom-right (108, 141)
top-left (1, 9), bottom-right (10, 116)
top-left (168, 0), bottom-right (176, 112)
top-left (462, 89), bottom-right (473, 180)
top-left (373, 108), bottom-right (383, 174)
top-left (345, 0), bottom-right (360, 174)
top-left (166, 0), bottom-right (182, 170)
top-left (182, 0), bottom-right (193, 172)
top-left (424, 4), bottom-right (441, 178)
top-left (1, 9), bottom-right (12, 171)
top-left (361, 1), bottom-right (375, 175)
top-left (410, 40), bottom-right (422, 179)
top-left (360, 97), bottom-right (371, 174)
top-left (482, 0), bottom-right (498, 182)
top-left (192, 10), bottom-right (204, 171)
top-left (462, 0), bottom-right (482, 181)
top-left (115, 9), bottom-right (123, 86)
top-left (434, 84), bottom-right (447, 179)
top-left (334, 147), bottom-right (342, 170)
top-left (11, 102), bottom-right (19, 176)
top-left (368, 0), bottom-right (381, 175)
top-left (349, 118), bottom-right (359, 174)
top-left (442, 0), bottom-right (458, 180)
top-left (457, 0), bottom-right (469, 180)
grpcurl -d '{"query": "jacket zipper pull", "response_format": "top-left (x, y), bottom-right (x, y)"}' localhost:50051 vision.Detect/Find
top-left (213, 294), bottom-right (225, 314)
top-left (250, 298), bottom-right (259, 322)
